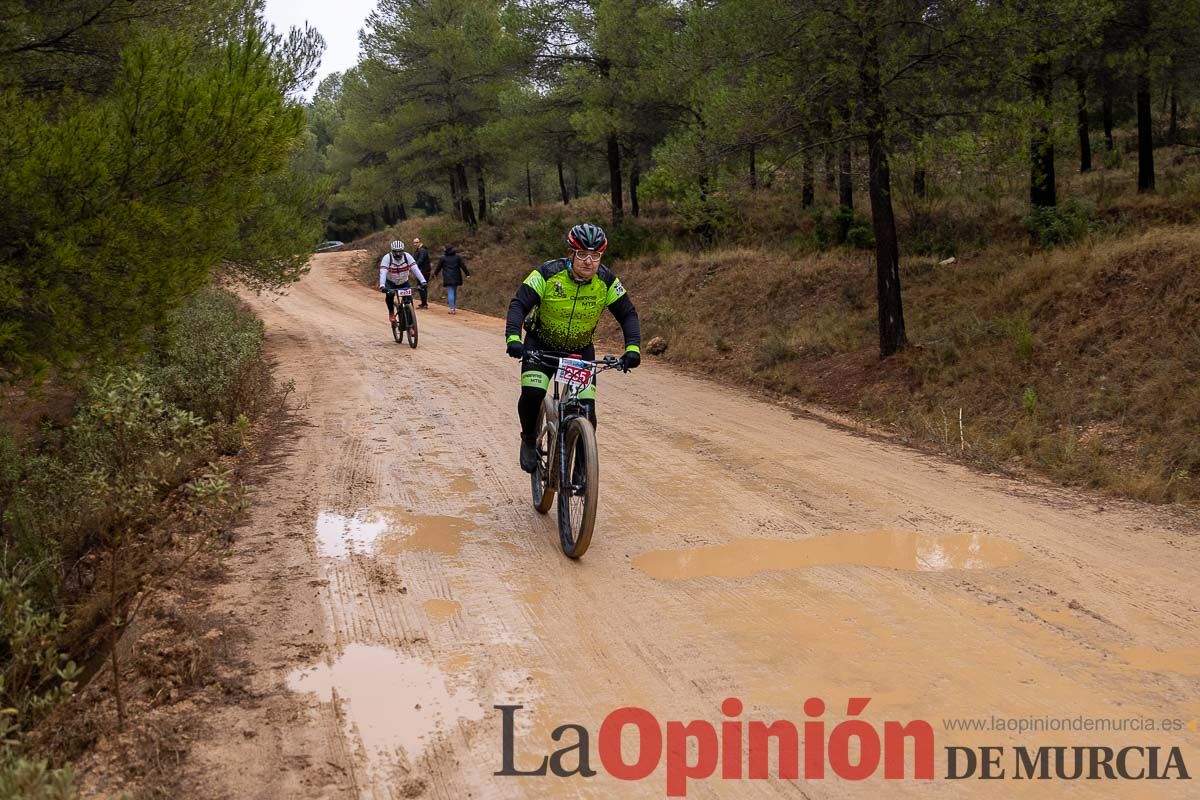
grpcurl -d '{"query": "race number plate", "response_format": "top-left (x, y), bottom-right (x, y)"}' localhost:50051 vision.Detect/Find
top-left (555, 358), bottom-right (594, 389)
top-left (396, 287), bottom-right (413, 296)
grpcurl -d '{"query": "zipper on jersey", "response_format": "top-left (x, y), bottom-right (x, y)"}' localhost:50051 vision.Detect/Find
top-left (565, 277), bottom-right (581, 346)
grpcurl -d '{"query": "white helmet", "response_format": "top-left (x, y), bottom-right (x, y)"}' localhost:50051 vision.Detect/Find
top-left (390, 240), bottom-right (405, 253)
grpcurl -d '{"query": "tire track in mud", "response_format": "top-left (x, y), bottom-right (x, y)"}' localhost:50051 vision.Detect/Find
top-left (177, 252), bottom-right (1198, 800)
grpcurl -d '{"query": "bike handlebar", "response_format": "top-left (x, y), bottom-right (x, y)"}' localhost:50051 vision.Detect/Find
top-left (525, 349), bottom-right (626, 373)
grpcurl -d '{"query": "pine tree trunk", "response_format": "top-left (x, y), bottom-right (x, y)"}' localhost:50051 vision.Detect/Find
top-left (749, 143), bottom-right (757, 190)
top-left (697, 169), bottom-right (713, 244)
top-left (607, 133), bottom-right (624, 227)
top-left (860, 26), bottom-right (906, 359)
top-left (449, 172), bottom-right (462, 221)
top-left (802, 149), bottom-right (815, 209)
top-left (1030, 62), bottom-right (1056, 207)
top-left (838, 143), bottom-right (853, 209)
top-left (1168, 82), bottom-right (1178, 146)
top-left (1135, 0), bottom-right (1155, 192)
top-left (456, 162), bottom-right (477, 226)
top-left (824, 145), bottom-right (836, 194)
top-left (913, 168), bottom-right (927, 199)
top-left (1077, 73), bottom-right (1092, 173)
top-left (1102, 76), bottom-right (1115, 151)
top-left (1137, 72), bottom-right (1155, 192)
top-left (630, 151), bottom-right (640, 218)
top-left (397, 202), bottom-right (407, 221)
top-left (475, 161), bottom-right (488, 223)
top-left (558, 158), bottom-right (569, 205)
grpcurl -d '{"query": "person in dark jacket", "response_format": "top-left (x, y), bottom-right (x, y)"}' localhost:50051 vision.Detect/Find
top-left (431, 245), bottom-right (470, 314)
top-left (412, 237), bottom-right (431, 308)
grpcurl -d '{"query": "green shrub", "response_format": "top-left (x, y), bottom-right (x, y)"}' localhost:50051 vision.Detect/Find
top-left (754, 334), bottom-right (799, 369)
top-left (523, 212), bottom-right (569, 261)
top-left (903, 211), bottom-right (987, 258)
top-left (0, 575), bottom-right (79, 800)
top-left (0, 286), bottom-right (268, 775)
top-left (1022, 387), bottom-right (1038, 415)
top-left (0, 576), bottom-right (81, 736)
top-left (809, 208), bottom-right (874, 250)
top-left (607, 223), bottom-right (658, 260)
top-left (846, 225), bottom-right (875, 250)
top-left (417, 217), bottom-right (473, 249)
top-left (0, 756), bottom-right (74, 800)
top-left (1024, 199), bottom-right (1098, 247)
top-left (144, 289), bottom-right (267, 423)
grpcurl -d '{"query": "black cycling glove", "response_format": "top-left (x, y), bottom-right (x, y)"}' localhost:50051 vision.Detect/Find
top-left (620, 350), bottom-right (641, 371)
top-left (506, 340), bottom-right (524, 360)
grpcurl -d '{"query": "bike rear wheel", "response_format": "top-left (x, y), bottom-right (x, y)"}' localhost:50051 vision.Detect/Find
top-left (405, 304), bottom-right (419, 348)
top-left (531, 408), bottom-right (555, 514)
top-left (391, 316), bottom-right (402, 343)
top-left (556, 416), bottom-right (598, 559)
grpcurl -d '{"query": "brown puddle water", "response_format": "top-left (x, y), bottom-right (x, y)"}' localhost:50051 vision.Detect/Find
top-left (633, 529), bottom-right (1023, 580)
top-left (378, 514), bottom-right (474, 556)
top-left (286, 643), bottom-right (483, 769)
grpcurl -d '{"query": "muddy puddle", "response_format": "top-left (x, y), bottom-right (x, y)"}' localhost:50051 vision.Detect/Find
top-left (633, 529), bottom-right (1023, 580)
top-left (315, 510), bottom-right (389, 558)
top-left (286, 643), bottom-right (484, 768)
top-left (316, 508), bottom-right (475, 558)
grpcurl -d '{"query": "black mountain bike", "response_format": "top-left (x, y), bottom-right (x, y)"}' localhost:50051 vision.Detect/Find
top-left (385, 286), bottom-right (418, 348)
top-left (525, 349), bottom-right (626, 559)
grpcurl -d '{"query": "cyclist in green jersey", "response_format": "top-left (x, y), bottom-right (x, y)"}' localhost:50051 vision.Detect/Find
top-left (505, 223), bottom-right (641, 472)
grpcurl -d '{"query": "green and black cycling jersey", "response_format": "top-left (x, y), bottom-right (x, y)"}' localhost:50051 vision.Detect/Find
top-left (505, 258), bottom-right (641, 355)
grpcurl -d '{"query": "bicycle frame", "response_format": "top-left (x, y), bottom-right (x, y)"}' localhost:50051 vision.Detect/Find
top-left (527, 350), bottom-right (621, 492)
top-left (385, 286), bottom-right (414, 319)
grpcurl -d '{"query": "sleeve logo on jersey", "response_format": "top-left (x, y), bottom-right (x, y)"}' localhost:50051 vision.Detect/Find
top-left (611, 279), bottom-right (626, 298)
top-left (550, 280), bottom-right (567, 298)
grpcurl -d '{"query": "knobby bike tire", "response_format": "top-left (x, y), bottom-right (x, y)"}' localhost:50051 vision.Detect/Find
top-left (391, 317), bottom-right (402, 343)
top-left (407, 305), bottom-right (418, 348)
top-left (531, 406), bottom-right (555, 514)
top-left (556, 416), bottom-right (599, 559)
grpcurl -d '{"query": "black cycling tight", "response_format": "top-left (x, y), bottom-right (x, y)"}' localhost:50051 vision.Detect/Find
top-left (519, 387), bottom-right (595, 444)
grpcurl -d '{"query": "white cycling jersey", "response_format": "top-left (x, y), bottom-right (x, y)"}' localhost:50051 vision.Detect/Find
top-left (379, 252), bottom-right (426, 288)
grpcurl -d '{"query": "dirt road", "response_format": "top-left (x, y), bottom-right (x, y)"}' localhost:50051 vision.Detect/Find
top-left (180, 251), bottom-right (1198, 799)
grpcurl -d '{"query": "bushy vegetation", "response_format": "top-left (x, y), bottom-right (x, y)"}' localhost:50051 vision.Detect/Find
top-left (0, 1), bottom-right (326, 381)
top-left (1, 1), bottom-right (321, 783)
top-left (0, 288), bottom-right (274, 792)
top-left (1023, 199), bottom-right (1101, 247)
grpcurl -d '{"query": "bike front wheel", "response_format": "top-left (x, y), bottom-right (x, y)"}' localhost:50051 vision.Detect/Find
top-left (556, 416), bottom-right (598, 559)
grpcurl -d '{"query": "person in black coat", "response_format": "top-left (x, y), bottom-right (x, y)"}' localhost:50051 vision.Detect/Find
top-left (412, 237), bottom-right (432, 308)
top-left (431, 245), bottom-right (470, 314)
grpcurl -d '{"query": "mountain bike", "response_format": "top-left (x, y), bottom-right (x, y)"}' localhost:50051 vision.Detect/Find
top-left (384, 286), bottom-right (418, 348)
top-left (525, 349), bottom-right (626, 559)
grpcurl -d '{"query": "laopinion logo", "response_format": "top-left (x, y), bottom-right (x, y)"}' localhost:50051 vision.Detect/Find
top-left (493, 699), bottom-right (1192, 797)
